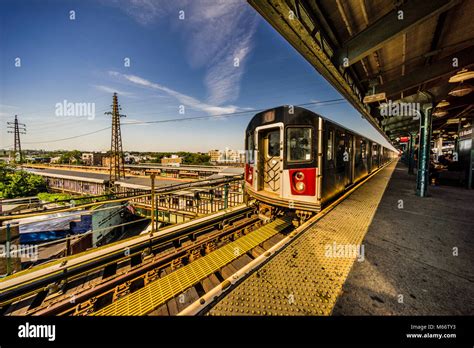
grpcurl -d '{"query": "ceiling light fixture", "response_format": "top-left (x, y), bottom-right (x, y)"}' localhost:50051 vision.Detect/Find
top-left (436, 100), bottom-right (450, 108)
top-left (448, 82), bottom-right (473, 97)
top-left (449, 68), bottom-right (474, 83)
top-left (432, 109), bottom-right (448, 117)
top-left (448, 69), bottom-right (474, 97)
top-left (446, 118), bottom-right (460, 124)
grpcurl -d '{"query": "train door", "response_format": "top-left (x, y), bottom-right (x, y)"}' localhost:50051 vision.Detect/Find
top-left (256, 125), bottom-right (283, 194)
top-left (345, 134), bottom-right (354, 186)
top-left (368, 141), bottom-right (373, 172)
top-left (380, 147), bottom-right (383, 165)
top-left (372, 143), bottom-right (379, 168)
top-left (335, 129), bottom-right (346, 189)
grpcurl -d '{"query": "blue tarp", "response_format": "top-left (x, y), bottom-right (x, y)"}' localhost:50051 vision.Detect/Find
top-left (16, 211), bottom-right (92, 244)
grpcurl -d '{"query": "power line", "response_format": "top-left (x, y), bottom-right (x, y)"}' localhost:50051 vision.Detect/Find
top-left (11, 78), bottom-right (330, 132)
top-left (19, 99), bottom-right (347, 145)
top-left (23, 127), bottom-right (111, 144)
top-left (122, 99), bottom-right (346, 125)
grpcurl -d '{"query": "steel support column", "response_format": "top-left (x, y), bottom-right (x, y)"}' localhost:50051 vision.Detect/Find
top-left (224, 184), bottom-right (229, 209)
top-left (408, 132), bottom-right (416, 175)
top-left (416, 104), bottom-right (433, 197)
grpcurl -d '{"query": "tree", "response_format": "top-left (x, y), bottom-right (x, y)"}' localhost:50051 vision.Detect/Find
top-left (0, 162), bottom-right (14, 182)
top-left (180, 152), bottom-right (211, 165)
top-left (153, 153), bottom-right (171, 163)
top-left (0, 164), bottom-right (47, 199)
top-left (149, 152), bottom-right (212, 165)
top-left (58, 150), bottom-right (82, 164)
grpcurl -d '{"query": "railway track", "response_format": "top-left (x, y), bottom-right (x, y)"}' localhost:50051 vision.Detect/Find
top-left (33, 211), bottom-right (264, 316)
top-left (0, 204), bottom-right (255, 315)
top-left (1, 161), bottom-right (394, 316)
top-left (92, 215), bottom-right (294, 316)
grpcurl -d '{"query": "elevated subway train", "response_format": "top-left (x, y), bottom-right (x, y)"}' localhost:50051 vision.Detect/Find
top-left (244, 106), bottom-right (397, 221)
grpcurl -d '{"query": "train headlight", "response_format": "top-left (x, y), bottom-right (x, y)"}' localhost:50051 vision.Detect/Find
top-left (294, 171), bottom-right (305, 180)
top-left (295, 181), bottom-right (305, 192)
top-left (248, 173), bottom-right (252, 181)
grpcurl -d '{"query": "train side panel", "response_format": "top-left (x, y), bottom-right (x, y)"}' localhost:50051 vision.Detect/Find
top-left (245, 105), bottom-right (398, 214)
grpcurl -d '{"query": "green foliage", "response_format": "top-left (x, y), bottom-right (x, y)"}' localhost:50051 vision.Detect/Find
top-left (0, 164), bottom-right (47, 199)
top-left (58, 150), bottom-right (82, 164)
top-left (153, 153), bottom-right (170, 163)
top-left (0, 162), bottom-right (14, 182)
top-left (37, 192), bottom-right (110, 206)
top-left (178, 152), bottom-right (211, 165)
top-left (37, 192), bottom-right (73, 203)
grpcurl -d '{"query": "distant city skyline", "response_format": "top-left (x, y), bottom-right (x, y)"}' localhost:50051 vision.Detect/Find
top-left (0, 0), bottom-right (394, 152)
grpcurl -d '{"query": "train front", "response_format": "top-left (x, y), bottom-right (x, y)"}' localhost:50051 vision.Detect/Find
top-left (244, 106), bottom-right (321, 220)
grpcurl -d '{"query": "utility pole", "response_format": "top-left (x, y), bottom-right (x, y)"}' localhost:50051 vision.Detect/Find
top-left (7, 115), bottom-right (26, 164)
top-left (105, 93), bottom-right (126, 184)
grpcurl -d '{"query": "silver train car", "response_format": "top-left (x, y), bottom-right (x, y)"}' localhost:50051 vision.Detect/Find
top-left (244, 106), bottom-right (397, 220)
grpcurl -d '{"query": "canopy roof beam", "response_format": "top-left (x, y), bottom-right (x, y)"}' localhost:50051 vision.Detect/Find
top-left (332, 0), bottom-right (461, 67)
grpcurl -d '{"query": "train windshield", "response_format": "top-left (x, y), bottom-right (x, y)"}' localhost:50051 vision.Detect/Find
top-left (286, 127), bottom-right (312, 162)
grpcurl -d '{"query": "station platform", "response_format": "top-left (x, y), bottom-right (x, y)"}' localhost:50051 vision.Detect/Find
top-left (333, 163), bottom-right (474, 315)
top-left (209, 161), bottom-right (474, 315)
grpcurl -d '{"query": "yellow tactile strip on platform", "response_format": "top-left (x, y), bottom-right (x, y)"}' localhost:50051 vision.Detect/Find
top-left (92, 216), bottom-right (292, 316)
top-left (210, 162), bottom-right (397, 316)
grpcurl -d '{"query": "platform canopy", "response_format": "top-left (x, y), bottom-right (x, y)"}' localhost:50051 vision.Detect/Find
top-left (248, 0), bottom-right (474, 145)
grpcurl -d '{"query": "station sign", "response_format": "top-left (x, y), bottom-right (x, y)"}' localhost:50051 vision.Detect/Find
top-left (363, 92), bottom-right (386, 104)
top-left (459, 127), bottom-right (473, 140)
top-left (262, 110), bottom-right (275, 123)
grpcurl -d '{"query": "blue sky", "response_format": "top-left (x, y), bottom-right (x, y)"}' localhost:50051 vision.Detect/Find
top-left (0, 0), bottom-right (392, 152)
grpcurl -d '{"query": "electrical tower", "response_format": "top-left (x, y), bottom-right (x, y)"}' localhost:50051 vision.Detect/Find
top-left (105, 93), bottom-right (126, 182)
top-left (7, 115), bottom-right (26, 164)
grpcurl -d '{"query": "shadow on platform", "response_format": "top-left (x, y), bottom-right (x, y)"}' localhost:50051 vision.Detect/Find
top-left (333, 162), bottom-right (474, 315)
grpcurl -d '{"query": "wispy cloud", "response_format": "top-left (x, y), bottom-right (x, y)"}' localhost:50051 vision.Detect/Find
top-left (106, 0), bottom-right (258, 106)
top-left (0, 104), bottom-right (18, 109)
top-left (109, 71), bottom-right (241, 115)
top-left (93, 84), bottom-right (134, 97)
top-left (104, 0), bottom-right (182, 26)
top-left (0, 104), bottom-right (18, 118)
top-left (182, 1), bottom-right (258, 105)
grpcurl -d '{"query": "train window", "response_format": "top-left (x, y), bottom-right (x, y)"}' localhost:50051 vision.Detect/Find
top-left (267, 130), bottom-right (280, 157)
top-left (286, 127), bottom-right (312, 162)
top-left (327, 130), bottom-right (334, 160)
top-left (246, 133), bottom-right (255, 164)
top-left (335, 130), bottom-right (346, 172)
top-left (361, 140), bottom-right (366, 159)
top-left (355, 141), bottom-right (362, 165)
top-left (247, 133), bottom-right (254, 150)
